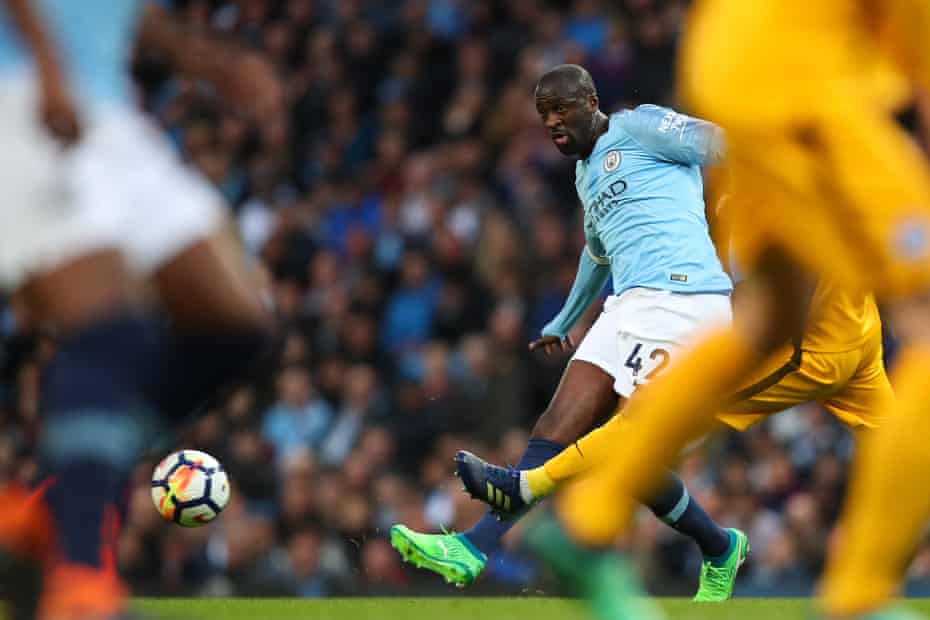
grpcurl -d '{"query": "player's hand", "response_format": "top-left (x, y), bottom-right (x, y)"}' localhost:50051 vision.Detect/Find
top-left (39, 80), bottom-right (80, 146)
top-left (221, 52), bottom-right (284, 122)
top-left (529, 334), bottom-right (574, 355)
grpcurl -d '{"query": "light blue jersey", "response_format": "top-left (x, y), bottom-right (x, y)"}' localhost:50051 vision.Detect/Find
top-left (0, 0), bottom-right (144, 109)
top-left (543, 105), bottom-right (731, 339)
top-left (578, 104), bottom-right (730, 295)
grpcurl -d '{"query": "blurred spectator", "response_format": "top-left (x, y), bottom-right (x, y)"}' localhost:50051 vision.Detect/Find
top-left (283, 528), bottom-right (330, 597)
top-left (262, 366), bottom-right (333, 463)
top-left (380, 248), bottom-right (438, 354)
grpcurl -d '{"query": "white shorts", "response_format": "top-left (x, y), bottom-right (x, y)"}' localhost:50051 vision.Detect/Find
top-left (0, 72), bottom-right (224, 290)
top-left (572, 287), bottom-right (732, 398)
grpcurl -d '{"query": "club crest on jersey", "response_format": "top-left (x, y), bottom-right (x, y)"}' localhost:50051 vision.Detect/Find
top-left (604, 150), bottom-right (621, 172)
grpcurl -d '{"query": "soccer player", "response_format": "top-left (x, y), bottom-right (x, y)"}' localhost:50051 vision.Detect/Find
top-left (0, 2), bottom-right (154, 618)
top-left (0, 2), bottom-right (278, 618)
top-left (390, 64), bottom-right (748, 600)
top-left (455, 277), bottom-right (891, 565)
top-left (524, 3), bottom-right (930, 620)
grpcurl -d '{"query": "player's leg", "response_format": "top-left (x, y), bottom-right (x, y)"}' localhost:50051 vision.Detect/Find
top-left (648, 471), bottom-right (748, 602)
top-left (22, 251), bottom-right (155, 620)
top-left (820, 295), bottom-right (930, 618)
top-left (457, 289), bottom-right (744, 596)
top-left (816, 326), bottom-right (892, 433)
top-left (144, 230), bottom-right (274, 423)
top-left (521, 256), bottom-right (800, 615)
top-left (460, 410), bottom-right (735, 556)
top-left (808, 90), bottom-right (930, 618)
top-left (112, 112), bottom-right (274, 424)
top-left (520, 261), bottom-right (801, 620)
top-left (517, 338), bottom-right (804, 495)
top-left (461, 360), bottom-right (615, 550)
top-left (393, 294), bottom-right (732, 587)
top-left (0, 87), bottom-right (154, 618)
top-left (391, 359), bottom-right (617, 585)
top-left (554, 247), bottom-right (808, 546)
top-left (461, 360), bottom-right (733, 569)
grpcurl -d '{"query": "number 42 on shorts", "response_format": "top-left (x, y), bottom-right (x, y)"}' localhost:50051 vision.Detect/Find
top-left (624, 342), bottom-right (670, 382)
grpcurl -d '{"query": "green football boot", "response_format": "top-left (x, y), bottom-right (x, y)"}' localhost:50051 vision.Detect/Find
top-left (389, 524), bottom-right (487, 587)
top-left (693, 528), bottom-right (749, 602)
top-left (525, 513), bottom-right (665, 620)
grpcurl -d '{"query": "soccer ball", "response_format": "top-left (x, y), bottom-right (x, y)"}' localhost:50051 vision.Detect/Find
top-left (151, 450), bottom-right (230, 527)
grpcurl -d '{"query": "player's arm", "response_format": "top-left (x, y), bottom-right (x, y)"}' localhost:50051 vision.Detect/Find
top-left (531, 245), bottom-right (610, 354)
top-left (3, 0), bottom-right (79, 144)
top-left (137, 3), bottom-right (282, 121)
top-left (618, 104), bottom-right (725, 166)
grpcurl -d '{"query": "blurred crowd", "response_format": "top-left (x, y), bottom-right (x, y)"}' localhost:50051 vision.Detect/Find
top-left (2, 0), bottom-right (930, 599)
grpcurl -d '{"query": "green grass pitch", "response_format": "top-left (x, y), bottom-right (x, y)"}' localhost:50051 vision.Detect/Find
top-left (135, 597), bottom-right (930, 620)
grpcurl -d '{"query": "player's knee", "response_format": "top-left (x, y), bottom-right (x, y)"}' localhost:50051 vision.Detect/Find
top-left (22, 249), bottom-right (132, 333)
top-left (530, 407), bottom-right (569, 443)
top-left (531, 397), bottom-right (623, 445)
top-left (530, 404), bottom-right (590, 445)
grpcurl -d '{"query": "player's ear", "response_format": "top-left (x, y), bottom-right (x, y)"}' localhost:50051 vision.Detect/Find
top-left (588, 94), bottom-right (599, 112)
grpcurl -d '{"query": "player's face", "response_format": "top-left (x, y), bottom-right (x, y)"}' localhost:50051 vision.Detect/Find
top-left (535, 93), bottom-right (596, 156)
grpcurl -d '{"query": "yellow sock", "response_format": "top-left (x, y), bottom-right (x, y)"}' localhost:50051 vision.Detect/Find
top-left (525, 466), bottom-right (557, 500)
top-left (821, 345), bottom-right (930, 617)
top-left (544, 415), bottom-right (626, 483)
top-left (556, 329), bottom-right (758, 546)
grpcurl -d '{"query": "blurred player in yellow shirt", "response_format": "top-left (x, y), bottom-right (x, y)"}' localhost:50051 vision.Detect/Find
top-left (526, 3), bottom-right (930, 620)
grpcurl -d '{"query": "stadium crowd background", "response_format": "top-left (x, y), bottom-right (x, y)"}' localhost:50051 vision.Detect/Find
top-left (1, 0), bottom-right (929, 599)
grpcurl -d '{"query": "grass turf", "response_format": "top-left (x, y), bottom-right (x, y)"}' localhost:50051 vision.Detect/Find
top-left (135, 597), bottom-right (930, 620)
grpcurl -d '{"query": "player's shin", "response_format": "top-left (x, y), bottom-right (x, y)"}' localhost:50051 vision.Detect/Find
top-left (556, 328), bottom-right (758, 546)
top-left (464, 439), bottom-right (563, 555)
top-left (38, 312), bottom-right (157, 619)
top-left (820, 345), bottom-right (930, 617)
top-left (646, 472), bottom-right (731, 558)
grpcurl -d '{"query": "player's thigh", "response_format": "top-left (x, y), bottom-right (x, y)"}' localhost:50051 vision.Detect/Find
top-left (822, 335), bottom-right (894, 430)
top-left (552, 303), bottom-right (634, 435)
top-left (716, 344), bottom-right (815, 431)
top-left (152, 232), bottom-right (270, 330)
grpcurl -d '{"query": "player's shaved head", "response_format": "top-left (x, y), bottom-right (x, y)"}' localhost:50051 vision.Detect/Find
top-left (535, 64), bottom-right (597, 100)
top-left (534, 64), bottom-right (606, 158)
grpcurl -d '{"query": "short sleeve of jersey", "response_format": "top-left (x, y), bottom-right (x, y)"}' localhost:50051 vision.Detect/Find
top-left (616, 104), bottom-right (725, 166)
